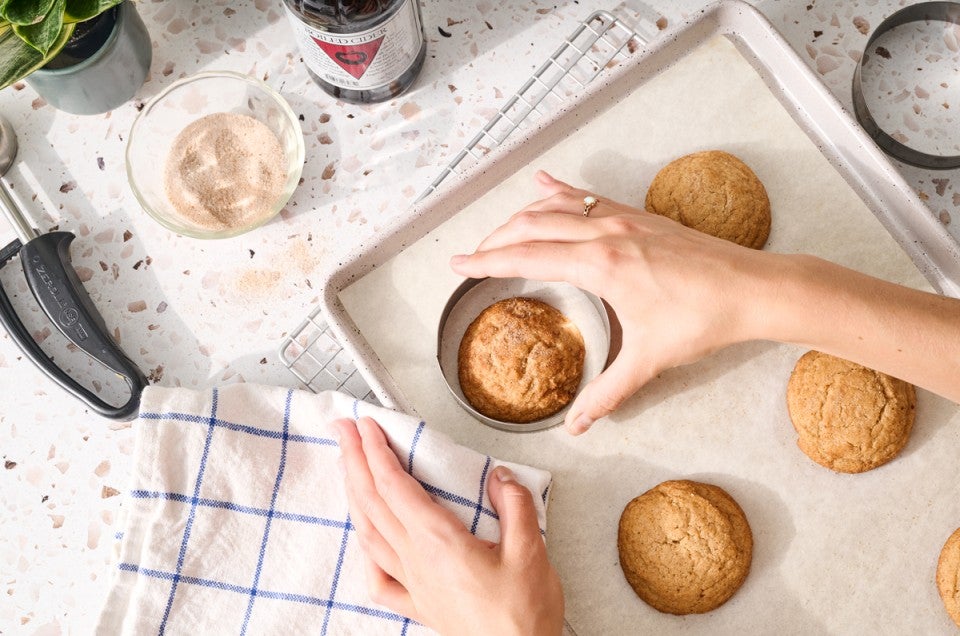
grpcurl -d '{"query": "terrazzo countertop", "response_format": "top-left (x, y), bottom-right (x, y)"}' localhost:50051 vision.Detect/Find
top-left (1, 1), bottom-right (957, 633)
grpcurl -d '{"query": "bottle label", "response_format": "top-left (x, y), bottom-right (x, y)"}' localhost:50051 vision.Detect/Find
top-left (285, 0), bottom-right (423, 91)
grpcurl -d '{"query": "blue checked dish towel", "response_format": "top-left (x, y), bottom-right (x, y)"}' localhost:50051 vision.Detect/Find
top-left (96, 383), bottom-right (552, 635)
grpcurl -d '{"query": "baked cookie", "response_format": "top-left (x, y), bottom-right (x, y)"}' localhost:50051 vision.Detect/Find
top-left (938, 527), bottom-right (960, 628)
top-left (786, 350), bottom-right (916, 473)
top-left (617, 479), bottom-right (753, 615)
top-left (458, 297), bottom-right (585, 423)
top-left (645, 150), bottom-right (771, 249)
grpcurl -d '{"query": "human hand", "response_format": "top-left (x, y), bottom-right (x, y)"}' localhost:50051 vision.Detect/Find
top-left (333, 417), bottom-right (564, 636)
top-left (450, 170), bottom-right (781, 434)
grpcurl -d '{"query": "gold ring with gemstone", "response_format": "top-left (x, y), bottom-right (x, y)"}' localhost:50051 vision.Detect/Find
top-left (583, 195), bottom-right (598, 217)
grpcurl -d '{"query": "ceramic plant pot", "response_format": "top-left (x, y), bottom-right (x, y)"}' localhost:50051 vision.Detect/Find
top-left (26, 1), bottom-right (152, 115)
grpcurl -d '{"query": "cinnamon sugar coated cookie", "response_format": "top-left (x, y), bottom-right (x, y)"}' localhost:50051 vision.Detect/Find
top-left (938, 527), bottom-right (960, 628)
top-left (645, 150), bottom-right (771, 249)
top-left (786, 350), bottom-right (916, 473)
top-left (458, 297), bottom-right (585, 423)
top-left (617, 480), bottom-right (753, 615)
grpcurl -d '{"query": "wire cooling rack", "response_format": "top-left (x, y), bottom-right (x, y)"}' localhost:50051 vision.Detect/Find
top-left (419, 10), bottom-right (645, 200)
top-left (279, 10), bottom-right (646, 400)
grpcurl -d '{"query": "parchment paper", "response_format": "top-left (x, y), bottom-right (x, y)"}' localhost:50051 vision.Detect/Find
top-left (339, 36), bottom-right (960, 635)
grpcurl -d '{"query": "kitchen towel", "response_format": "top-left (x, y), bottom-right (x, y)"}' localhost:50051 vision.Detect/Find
top-left (96, 383), bottom-right (552, 635)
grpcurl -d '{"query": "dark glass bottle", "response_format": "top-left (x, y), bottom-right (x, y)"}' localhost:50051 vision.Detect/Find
top-left (282, 0), bottom-right (427, 104)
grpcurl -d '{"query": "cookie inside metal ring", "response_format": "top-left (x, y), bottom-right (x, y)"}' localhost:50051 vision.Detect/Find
top-left (436, 277), bottom-right (612, 432)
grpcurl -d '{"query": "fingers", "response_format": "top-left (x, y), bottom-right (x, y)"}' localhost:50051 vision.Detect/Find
top-left (529, 171), bottom-right (624, 217)
top-left (335, 419), bottom-right (409, 548)
top-left (519, 190), bottom-right (620, 219)
top-left (467, 172), bottom-right (635, 255)
top-left (520, 191), bottom-right (585, 215)
top-left (563, 343), bottom-right (656, 435)
top-left (534, 170), bottom-right (574, 197)
top-left (450, 242), bottom-right (588, 290)
top-left (347, 505), bottom-right (406, 585)
top-left (361, 554), bottom-right (422, 621)
top-left (487, 465), bottom-right (546, 563)
top-left (355, 417), bottom-right (464, 536)
top-left (474, 211), bottom-right (603, 254)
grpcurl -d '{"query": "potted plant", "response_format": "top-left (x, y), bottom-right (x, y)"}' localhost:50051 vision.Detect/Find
top-left (0, 0), bottom-right (152, 114)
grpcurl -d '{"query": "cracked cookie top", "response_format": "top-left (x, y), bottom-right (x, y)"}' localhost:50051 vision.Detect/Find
top-left (458, 297), bottom-right (585, 423)
top-left (617, 479), bottom-right (753, 615)
top-left (786, 350), bottom-right (916, 473)
top-left (645, 150), bottom-right (771, 249)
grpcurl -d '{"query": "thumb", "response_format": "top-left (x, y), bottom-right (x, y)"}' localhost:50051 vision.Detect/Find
top-left (487, 465), bottom-right (544, 562)
top-left (534, 170), bottom-right (575, 197)
top-left (564, 345), bottom-right (654, 435)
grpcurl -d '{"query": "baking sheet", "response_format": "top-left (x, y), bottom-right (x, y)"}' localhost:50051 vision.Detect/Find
top-left (337, 31), bottom-right (960, 636)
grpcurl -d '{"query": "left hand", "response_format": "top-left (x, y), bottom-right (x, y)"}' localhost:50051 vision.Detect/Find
top-left (332, 417), bottom-right (564, 636)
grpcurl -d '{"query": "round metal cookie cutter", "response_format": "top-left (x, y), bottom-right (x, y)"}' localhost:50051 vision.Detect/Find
top-left (852, 2), bottom-right (960, 169)
top-left (436, 277), bottom-right (613, 433)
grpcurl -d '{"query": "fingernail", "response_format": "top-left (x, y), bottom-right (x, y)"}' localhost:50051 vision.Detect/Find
top-left (449, 254), bottom-right (467, 266)
top-left (572, 414), bottom-right (594, 434)
top-left (494, 465), bottom-right (516, 482)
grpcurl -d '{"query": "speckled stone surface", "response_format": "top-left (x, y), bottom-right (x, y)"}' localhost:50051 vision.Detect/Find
top-left (0, 1), bottom-right (956, 632)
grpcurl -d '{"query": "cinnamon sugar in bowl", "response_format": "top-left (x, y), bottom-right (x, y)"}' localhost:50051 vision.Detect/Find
top-left (126, 71), bottom-right (304, 239)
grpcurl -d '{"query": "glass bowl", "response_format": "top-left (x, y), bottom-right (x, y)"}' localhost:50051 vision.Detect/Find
top-left (126, 71), bottom-right (304, 239)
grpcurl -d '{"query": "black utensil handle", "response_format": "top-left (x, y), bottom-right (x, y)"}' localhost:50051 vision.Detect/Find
top-left (0, 233), bottom-right (146, 420)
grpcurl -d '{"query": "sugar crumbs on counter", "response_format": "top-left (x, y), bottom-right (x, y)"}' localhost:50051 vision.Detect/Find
top-left (163, 112), bottom-right (286, 232)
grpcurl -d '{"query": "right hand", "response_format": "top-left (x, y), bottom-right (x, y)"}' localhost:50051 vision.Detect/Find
top-left (450, 170), bottom-right (782, 434)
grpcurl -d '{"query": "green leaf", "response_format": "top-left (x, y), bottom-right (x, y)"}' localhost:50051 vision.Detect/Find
top-left (11, 0), bottom-right (62, 54)
top-left (2, 0), bottom-right (56, 26)
top-left (0, 18), bottom-right (72, 89)
top-left (64, 0), bottom-right (121, 23)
